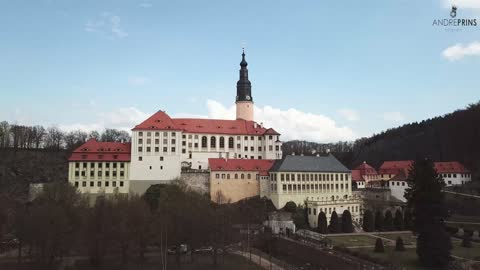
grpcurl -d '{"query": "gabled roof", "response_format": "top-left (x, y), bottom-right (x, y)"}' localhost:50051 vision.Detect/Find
top-left (132, 110), bottom-right (181, 131)
top-left (378, 160), bottom-right (413, 175)
top-left (351, 169), bottom-right (364, 182)
top-left (434, 161), bottom-right (469, 173)
top-left (270, 154), bottom-right (350, 173)
top-left (208, 159), bottom-right (275, 174)
top-left (132, 110), bottom-right (280, 136)
top-left (68, 139), bottom-right (131, 162)
top-left (354, 161), bottom-right (378, 176)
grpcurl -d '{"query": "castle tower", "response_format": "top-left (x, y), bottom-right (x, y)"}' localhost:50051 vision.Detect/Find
top-left (235, 49), bottom-right (254, 121)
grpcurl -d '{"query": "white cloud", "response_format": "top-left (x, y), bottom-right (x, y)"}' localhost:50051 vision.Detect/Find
top-left (442, 41), bottom-right (480, 61)
top-left (140, 2), bottom-right (152, 8)
top-left (338, 108), bottom-right (359, 122)
top-left (383, 112), bottom-right (405, 122)
top-left (85, 12), bottom-right (128, 39)
top-left (205, 100), bottom-right (356, 142)
top-left (59, 107), bottom-right (149, 133)
top-left (60, 101), bottom-right (356, 142)
top-left (128, 76), bottom-right (151, 86)
top-left (443, 0), bottom-right (480, 9)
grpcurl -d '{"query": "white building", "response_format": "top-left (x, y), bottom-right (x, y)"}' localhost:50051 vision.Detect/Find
top-left (68, 139), bottom-right (131, 194)
top-left (127, 51), bottom-right (282, 194)
top-left (267, 154), bottom-right (362, 227)
top-left (435, 161), bottom-right (472, 186)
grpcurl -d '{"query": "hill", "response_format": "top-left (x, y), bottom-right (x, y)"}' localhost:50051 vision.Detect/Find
top-left (0, 148), bottom-right (69, 199)
top-left (282, 101), bottom-right (480, 179)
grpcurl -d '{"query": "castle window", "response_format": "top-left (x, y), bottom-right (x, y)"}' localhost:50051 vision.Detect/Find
top-left (163, 147), bottom-right (167, 152)
top-left (120, 171), bottom-right (124, 177)
top-left (228, 137), bottom-right (234, 149)
top-left (75, 171), bottom-right (79, 177)
top-left (155, 132), bottom-right (159, 136)
top-left (247, 174), bottom-right (251, 179)
top-left (244, 146), bottom-right (248, 151)
top-left (219, 137), bottom-right (225, 148)
top-left (244, 136), bottom-right (248, 140)
top-left (147, 132), bottom-right (151, 137)
top-left (120, 181), bottom-right (124, 187)
top-left (171, 147), bottom-right (176, 152)
top-left (155, 147), bottom-right (159, 152)
top-left (139, 132), bottom-right (143, 136)
top-left (241, 174), bottom-right (245, 179)
top-left (201, 136), bottom-right (207, 148)
top-left (138, 147), bottom-right (143, 152)
top-left (235, 174), bottom-right (238, 178)
top-left (155, 139), bottom-right (159, 144)
top-left (90, 182), bottom-right (94, 187)
top-left (138, 156), bottom-right (142, 161)
top-left (74, 181), bottom-right (79, 187)
top-left (216, 174), bottom-right (220, 179)
top-left (146, 147), bottom-right (151, 152)
top-left (75, 163), bottom-right (79, 168)
top-left (172, 139), bottom-right (176, 144)
top-left (210, 137), bottom-right (216, 148)
top-left (82, 181), bottom-right (86, 187)
top-left (147, 139), bottom-right (151, 144)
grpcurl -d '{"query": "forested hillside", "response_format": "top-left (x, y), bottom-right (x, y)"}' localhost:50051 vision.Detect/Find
top-left (283, 101), bottom-right (480, 179)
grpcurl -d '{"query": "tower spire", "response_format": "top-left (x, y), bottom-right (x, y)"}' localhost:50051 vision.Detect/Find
top-left (236, 49), bottom-right (252, 102)
top-left (235, 50), bottom-right (254, 121)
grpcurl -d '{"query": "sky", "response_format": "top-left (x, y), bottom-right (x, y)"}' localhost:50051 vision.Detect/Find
top-left (1, 0), bottom-right (479, 143)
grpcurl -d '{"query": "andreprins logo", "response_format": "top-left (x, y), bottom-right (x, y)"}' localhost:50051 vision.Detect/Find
top-left (432, 5), bottom-right (477, 27)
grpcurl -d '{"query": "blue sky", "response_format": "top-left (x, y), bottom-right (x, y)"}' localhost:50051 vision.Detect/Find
top-left (1, 0), bottom-right (479, 142)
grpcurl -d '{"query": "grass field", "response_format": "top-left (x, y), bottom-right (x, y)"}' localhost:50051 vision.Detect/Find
top-left (353, 246), bottom-right (426, 270)
top-left (374, 232), bottom-right (416, 245)
top-left (327, 235), bottom-right (377, 247)
top-left (452, 241), bottom-right (480, 260)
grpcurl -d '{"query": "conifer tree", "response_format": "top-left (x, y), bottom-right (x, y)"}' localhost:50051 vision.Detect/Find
top-left (341, 210), bottom-right (354, 233)
top-left (395, 237), bottom-right (405, 251)
top-left (405, 159), bottom-right (452, 268)
top-left (328, 211), bottom-right (340, 233)
top-left (384, 210), bottom-right (393, 231)
top-left (362, 209), bottom-right (374, 232)
top-left (317, 212), bottom-right (328, 234)
top-left (394, 209), bottom-right (404, 231)
top-left (374, 238), bottom-right (384, 253)
top-left (375, 211), bottom-right (384, 231)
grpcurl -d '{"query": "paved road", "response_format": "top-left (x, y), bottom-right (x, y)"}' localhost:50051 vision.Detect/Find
top-left (443, 190), bottom-right (480, 199)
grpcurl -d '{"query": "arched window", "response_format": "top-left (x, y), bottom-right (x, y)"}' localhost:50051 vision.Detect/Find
top-left (241, 174), bottom-right (245, 179)
top-left (210, 136), bottom-right (216, 148)
top-left (228, 137), bottom-right (234, 149)
top-left (201, 136), bottom-right (207, 148)
top-left (247, 174), bottom-right (251, 179)
top-left (235, 173), bottom-right (238, 178)
top-left (219, 137), bottom-right (225, 148)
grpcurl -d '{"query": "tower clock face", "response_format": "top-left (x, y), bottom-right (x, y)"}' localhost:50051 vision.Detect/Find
top-left (246, 95), bottom-right (251, 100)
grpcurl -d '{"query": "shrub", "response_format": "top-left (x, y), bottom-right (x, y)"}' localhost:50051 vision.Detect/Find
top-left (462, 235), bottom-right (472, 248)
top-left (374, 238), bottom-right (385, 253)
top-left (395, 237), bottom-right (405, 251)
top-left (284, 201), bottom-right (297, 213)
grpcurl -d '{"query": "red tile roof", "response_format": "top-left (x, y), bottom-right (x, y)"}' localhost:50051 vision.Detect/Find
top-left (354, 162), bottom-right (378, 176)
top-left (68, 139), bottom-right (131, 162)
top-left (132, 110), bottom-right (280, 136)
top-left (351, 169), bottom-right (364, 182)
top-left (378, 160), bottom-right (413, 175)
top-left (434, 161), bottom-right (469, 173)
top-left (208, 158), bottom-right (275, 175)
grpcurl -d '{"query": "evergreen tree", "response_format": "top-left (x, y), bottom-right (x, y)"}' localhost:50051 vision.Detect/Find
top-left (394, 209), bottom-right (404, 231)
top-left (341, 210), bottom-right (354, 233)
top-left (405, 159), bottom-right (452, 268)
top-left (317, 212), bottom-right (328, 234)
top-left (375, 211), bottom-right (384, 231)
top-left (284, 201), bottom-right (297, 213)
top-left (384, 210), bottom-right (393, 231)
top-left (328, 211), bottom-right (340, 233)
top-left (362, 209), bottom-right (374, 232)
top-left (462, 234), bottom-right (472, 248)
top-left (374, 238), bottom-right (384, 253)
top-left (395, 237), bottom-right (405, 251)
top-left (404, 210), bottom-right (413, 230)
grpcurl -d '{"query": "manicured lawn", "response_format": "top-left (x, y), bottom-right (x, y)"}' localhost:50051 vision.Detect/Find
top-left (452, 241), bottom-right (480, 260)
top-left (352, 246), bottom-right (427, 270)
top-left (374, 232), bottom-right (416, 245)
top-left (327, 235), bottom-right (377, 247)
